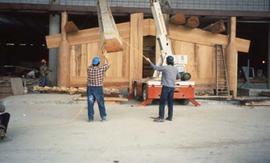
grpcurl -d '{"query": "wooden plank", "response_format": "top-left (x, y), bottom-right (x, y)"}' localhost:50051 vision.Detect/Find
top-left (80, 44), bottom-right (87, 77)
top-left (46, 22), bottom-right (130, 48)
top-left (10, 78), bottom-right (24, 95)
top-left (195, 44), bottom-right (216, 85)
top-left (129, 13), bottom-right (144, 91)
top-left (145, 19), bottom-right (250, 53)
top-left (70, 45), bottom-right (76, 77)
top-left (73, 97), bottom-right (128, 102)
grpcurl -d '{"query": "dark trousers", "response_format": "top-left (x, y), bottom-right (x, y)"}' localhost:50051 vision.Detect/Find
top-left (87, 86), bottom-right (107, 120)
top-left (159, 86), bottom-right (175, 119)
top-left (39, 76), bottom-right (48, 87)
top-left (0, 112), bottom-right (10, 133)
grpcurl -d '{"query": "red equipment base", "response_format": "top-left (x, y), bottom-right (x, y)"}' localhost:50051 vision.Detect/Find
top-left (141, 85), bottom-right (200, 106)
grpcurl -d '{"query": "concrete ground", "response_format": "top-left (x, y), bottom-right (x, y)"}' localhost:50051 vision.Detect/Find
top-left (1, 94), bottom-right (270, 163)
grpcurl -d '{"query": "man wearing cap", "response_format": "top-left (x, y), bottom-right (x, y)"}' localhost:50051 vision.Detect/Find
top-left (87, 55), bottom-right (110, 122)
top-left (145, 56), bottom-right (180, 122)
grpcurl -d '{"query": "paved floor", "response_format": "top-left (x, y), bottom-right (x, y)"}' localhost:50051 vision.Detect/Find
top-left (1, 94), bottom-right (270, 163)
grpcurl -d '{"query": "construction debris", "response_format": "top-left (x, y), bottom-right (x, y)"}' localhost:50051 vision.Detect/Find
top-left (33, 86), bottom-right (122, 97)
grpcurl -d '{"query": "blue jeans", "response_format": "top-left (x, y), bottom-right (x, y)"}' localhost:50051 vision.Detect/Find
top-left (39, 76), bottom-right (48, 87)
top-left (87, 86), bottom-right (107, 120)
top-left (159, 86), bottom-right (175, 119)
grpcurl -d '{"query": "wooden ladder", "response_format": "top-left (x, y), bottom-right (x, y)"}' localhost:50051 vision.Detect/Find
top-left (215, 44), bottom-right (230, 96)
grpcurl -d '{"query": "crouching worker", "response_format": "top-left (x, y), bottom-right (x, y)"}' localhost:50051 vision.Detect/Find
top-left (0, 101), bottom-right (10, 139)
top-left (145, 56), bottom-right (180, 122)
top-left (87, 55), bottom-right (110, 122)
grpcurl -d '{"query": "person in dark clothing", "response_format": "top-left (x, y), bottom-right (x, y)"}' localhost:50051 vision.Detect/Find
top-left (145, 56), bottom-right (180, 122)
top-left (39, 59), bottom-right (51, 87)
top-left (87, 55), bottom-right (110, 122)
top-left (0, 101), bottom-right (10, 139)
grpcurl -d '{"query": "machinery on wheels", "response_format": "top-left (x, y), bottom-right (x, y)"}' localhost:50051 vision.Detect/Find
top-left (132, 0), bottom-right (200, 106)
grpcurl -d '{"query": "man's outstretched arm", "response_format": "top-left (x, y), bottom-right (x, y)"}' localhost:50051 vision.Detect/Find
top-left (145, 57), bottom-right (165, 71)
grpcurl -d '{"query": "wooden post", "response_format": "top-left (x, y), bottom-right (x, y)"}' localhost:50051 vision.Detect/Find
top-left (129, 13), bottom-right (144, 92)
top-left (226, 17), bottom-right (237, 98)
top-left (57, 11), bottom-right (70, 87)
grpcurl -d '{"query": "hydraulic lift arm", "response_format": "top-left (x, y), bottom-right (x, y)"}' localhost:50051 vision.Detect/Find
top-left (150, 0), bottom-right (174, 77)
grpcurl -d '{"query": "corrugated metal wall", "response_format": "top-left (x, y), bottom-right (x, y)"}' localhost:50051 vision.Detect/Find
top-left (0, 0), bottom-right (269, 11)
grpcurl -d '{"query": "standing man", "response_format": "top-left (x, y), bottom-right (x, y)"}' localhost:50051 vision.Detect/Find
top-left (146, 56), bottom-right (180, 122)
top-left (39, 59), bottom-right (51, 87)
top-left (87, 55), bottom-right (110, 122)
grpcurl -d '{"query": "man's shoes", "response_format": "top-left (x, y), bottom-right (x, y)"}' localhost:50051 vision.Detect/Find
top-left (153, 118), bottom-right (164, 122)
top-left (88, 118), bottom-right (94, 122)
top-left (165, 117), bottom-right (172, 121)
top-left (101, 117), bottom-right (107, 122)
